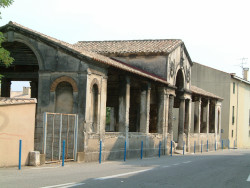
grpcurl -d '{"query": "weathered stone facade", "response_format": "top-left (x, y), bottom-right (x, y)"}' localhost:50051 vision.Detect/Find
top-left (0, 22), bottom-right (223, 162)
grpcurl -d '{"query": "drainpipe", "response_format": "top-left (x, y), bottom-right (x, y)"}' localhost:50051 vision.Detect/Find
top-left (236, 82), bottom-right (239, 147)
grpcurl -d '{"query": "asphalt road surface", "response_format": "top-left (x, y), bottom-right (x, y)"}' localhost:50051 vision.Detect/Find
top-left (1, 149), bottom-right (250, 188)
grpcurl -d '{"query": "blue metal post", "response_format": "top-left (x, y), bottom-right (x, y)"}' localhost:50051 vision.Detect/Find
top-left (194, 141), bottom-right (196, 154)
top-left (18, 140), bottom-right (22, 170)
top-left (159, 141), bottom-right (161, 158)
top-left (141, 141), bottom-right (143, 159)
top-left (207, 140), bottom-right (208, 152)
top-left (183, 141), bottom-right (185, 155)
top-left (201, 141), bottom-right (202, 153)
top-left (124, 141), bottom-right (126, 161)
top-left (62, 140), bottom-right (65, 167)
top-left (234, 140), bottom-right (235, 149)
top-left (222, 140), bottom-right (223, 150)
top-left (99, 140), bottom-right (102, 164)
top-left (171, 141), bottom-right (173, 156)
top-left (215, 141), bottom-right (216, 151)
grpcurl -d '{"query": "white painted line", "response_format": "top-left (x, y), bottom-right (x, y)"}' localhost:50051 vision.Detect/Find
top-left (162, 165), bottom-right (170, 168)
top-left (40, 182), bottom-right (85, 188)
top-left (61, 183), bottom-right (85, 188)
top-left (183, 161), bottom-right (191, 164)
top-left (172, 163), bottom-right (180, 166)
top-left (95, 169), bottom-right (152, 180)
top-left (246, 174), bottom-right (250, 182)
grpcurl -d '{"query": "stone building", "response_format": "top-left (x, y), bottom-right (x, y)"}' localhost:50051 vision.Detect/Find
top-left (192, 63), bottom-right (250, 148)
top-left (0, 22), bottom-right (222, 162)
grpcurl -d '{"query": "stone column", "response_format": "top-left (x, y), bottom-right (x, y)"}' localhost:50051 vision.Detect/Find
top-left (214, 102), bottom-right (218, 147)
top-left (185, 99), bottom-right (192, 152)
top-left (194, 98), bottom-right (201, 133)
top-left (1, 78), bottom-right (11, 97)
top-left (157, 87), bottom-right (166, 134)
top-left (163, 93), bottom-right (169, 154)
top-left (168, 95), bottom-right (174, 141)
top-left (206, 100), bottom-right (210, 134)
top-left (177, 98), bottom-right (185, 149)
top-left (118, 77), bottom-right (130, 133)
top-left (99, 76), bottom-right (108, 140)
top-left (140, 83), bottom-right (151, 134)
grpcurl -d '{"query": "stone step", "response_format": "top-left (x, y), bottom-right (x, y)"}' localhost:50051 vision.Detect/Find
top-left (174, 149), bottom-right (188, 155)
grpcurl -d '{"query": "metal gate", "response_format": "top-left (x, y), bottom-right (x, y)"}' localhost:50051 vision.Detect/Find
top-left (43, 112), bottom-right (78, 162)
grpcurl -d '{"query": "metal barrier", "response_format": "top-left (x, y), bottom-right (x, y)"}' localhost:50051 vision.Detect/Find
top-left (43, 112), bottom-right (78, 163)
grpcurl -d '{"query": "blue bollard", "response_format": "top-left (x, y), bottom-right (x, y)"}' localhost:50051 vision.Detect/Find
top-left (171, 140), bottom-right (173, 156)
top-left (159, 141), bottom-right (161, 158)
top-left (183, 141), bottom-right (185, 155)
top-left (201, 141), bottom-right (202, 153)
top-left (194, 141), bottom-right (196, 154)
top-left (124, 141), bottom-right (126, 161)
top-left (141, 141), bottom-right (143, 159)
top-left (18, 140), bottom-right (22, 170)
top-left (62, 140), bottom-right (65, 167)
top-left (234, 140), bottom-right (235, 149)
top-left (222, 140), bottom-right (223, 150)
top-left (207, 140), bottom-right (208, 152)
top-left (99, 140), bottom-right (102, 164)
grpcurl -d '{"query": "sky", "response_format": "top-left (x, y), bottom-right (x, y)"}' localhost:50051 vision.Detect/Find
top-left (1, 0), bottom-right (250, 91)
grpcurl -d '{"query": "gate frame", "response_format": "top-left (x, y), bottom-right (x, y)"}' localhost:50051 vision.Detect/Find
top-left (43, 112), bottom-right (78, 162)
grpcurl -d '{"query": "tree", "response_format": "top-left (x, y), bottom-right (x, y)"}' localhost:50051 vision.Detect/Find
top-left (0, 0), bottom-right (14, 80)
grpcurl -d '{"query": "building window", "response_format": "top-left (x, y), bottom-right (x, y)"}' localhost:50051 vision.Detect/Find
top-left (233, 82), bottom-right (235, 94)
top-left (232, 106), bottom-right (235, 125)
top-left (232, 130), bottom-right (234, 138)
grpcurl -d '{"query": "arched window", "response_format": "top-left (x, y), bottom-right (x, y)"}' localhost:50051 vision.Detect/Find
top-left (175, 69), bottom-right (184, 90)
top-left (55, 81), bottom-right (73, 114)
top-left (91, 84), bottom-right (99, 132)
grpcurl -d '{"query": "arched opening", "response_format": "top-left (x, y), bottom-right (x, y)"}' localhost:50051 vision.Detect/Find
top-left (173, 69), bottom-right (185, 142)
top-left (175, 69), bottom-right (184, 92)
top-left (0, 41), bottom-right (39, 98)
top-left (91, 84), bottom-right (99, 132)
top-left (55, 81), bottom-right (73, 114)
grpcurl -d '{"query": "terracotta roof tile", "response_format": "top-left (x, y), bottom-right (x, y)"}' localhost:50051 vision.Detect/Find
top-left (1, 22), bottom-right (169, 85)
top-left (191, 86), bottom-right (223, 100)
top-left (74, 39), bottom-right (183, 55)
top-left (0, 97), bottom-right (37, 105)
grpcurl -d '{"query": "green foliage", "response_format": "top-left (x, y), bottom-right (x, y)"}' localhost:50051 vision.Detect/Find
top-left (106, 107), bottom-right (111, 125)
top-left (0, 0), bottom-right (13, 7)
top-left (0, 0), bottom-right (14, 18)
top-left (0, 0), bottom-right (14, 80)
top-left (0, 32), bottom-right (14, 67)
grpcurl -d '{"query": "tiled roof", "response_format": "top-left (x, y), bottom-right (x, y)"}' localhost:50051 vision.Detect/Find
top-left (0, 97), bottom-right (37, 106)
top-left (0, 22), bottom-right (169, 85)
top-left (74, 39), bottom-right (183, 55)
top-left (191, 86), bottom-right (223, 100)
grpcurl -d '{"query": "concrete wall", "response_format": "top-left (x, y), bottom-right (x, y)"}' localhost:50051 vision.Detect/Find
top-left (0, 103), bottom-right (36, 167)
top-left (191, 63), bottom-right (231, 140)
top-left (83, 132), bottom-right (164, 162)
top-left (232, 78), bottom-right (250, 148)
top-left (114, 56), bottom-right (167, 79)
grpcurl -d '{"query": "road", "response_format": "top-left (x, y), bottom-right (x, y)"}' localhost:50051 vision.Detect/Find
top-left (0, 149), bottom-right (250, 188)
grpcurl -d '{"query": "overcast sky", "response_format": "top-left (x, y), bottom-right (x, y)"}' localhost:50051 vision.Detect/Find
top-left (1, 0), bottom-right (249, 90)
